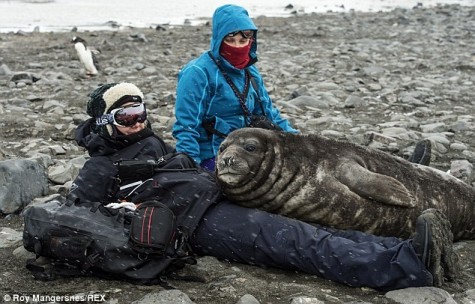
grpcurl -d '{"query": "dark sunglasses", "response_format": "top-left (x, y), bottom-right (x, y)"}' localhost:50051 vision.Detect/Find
top-left (97, 103), bottom-right (147, 127)
top-left (226, 30), bottom-right (254, 39)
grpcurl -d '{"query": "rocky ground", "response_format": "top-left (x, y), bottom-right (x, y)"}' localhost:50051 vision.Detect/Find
top-left (1, 3), bottom-right (475, 304)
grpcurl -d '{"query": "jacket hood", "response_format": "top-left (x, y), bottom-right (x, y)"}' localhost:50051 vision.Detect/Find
top-left (210, 4), bottom-right (258, 63)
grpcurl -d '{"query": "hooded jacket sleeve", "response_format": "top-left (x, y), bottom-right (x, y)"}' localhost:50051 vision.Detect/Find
top-left (172, 64), bottom-right (211, 164)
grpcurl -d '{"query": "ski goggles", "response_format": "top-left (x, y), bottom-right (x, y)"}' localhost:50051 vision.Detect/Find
top-left (226, 30), bottom-right (254, 39)
top-left (96, 103), bottom-right (147, 127)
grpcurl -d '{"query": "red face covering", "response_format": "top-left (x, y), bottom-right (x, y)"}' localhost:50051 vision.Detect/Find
top-left (220, 41), bottom-right (252, 69)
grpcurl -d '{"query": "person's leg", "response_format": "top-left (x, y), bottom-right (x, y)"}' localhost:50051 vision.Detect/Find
top-left (190, 201), bottom-right (433, 291)
top-left (313, 224), bottom-right (402, 248)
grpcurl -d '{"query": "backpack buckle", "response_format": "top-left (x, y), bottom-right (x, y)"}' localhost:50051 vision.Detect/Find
top-left (84, 252), bottom-right (102, 270)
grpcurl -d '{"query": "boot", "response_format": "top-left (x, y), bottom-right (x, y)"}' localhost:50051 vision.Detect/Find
top-left (408, 139), bottom-right (432, 166)
top-left (412, 208), bottom-right (460, 286)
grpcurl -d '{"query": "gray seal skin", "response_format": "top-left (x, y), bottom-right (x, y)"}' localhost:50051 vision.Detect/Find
top-left (216, 128), bottom-right (475, 241)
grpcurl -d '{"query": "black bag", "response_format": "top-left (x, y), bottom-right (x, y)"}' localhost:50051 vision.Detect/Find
top-left (248, 114), bottom-right (282, 131)
top-left (23, 199), bottom-right (207, 286)
top-left (23, 163), bottom-right (220, 286)
top-left (114, 152), bottom-right (198, 182)
top-left (129, 200), bottom-right (177, 255)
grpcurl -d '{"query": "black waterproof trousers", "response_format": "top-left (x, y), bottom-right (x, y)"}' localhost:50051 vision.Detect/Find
top-left (190, 200), bottom-right (433, 291)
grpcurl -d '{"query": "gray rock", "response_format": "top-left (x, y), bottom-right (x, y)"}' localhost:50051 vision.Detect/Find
top-left (364, 132), bottom-right (398, 145)
top-left (420, 122), bottom-right (447, 133)
top-left (344, 95), bottom-right (368, 108)
top-left (451, 142), bottom-right (468, 151)
top-left (290, 297), bottom-right (324, 304)
top-left (0, 63), bottom-right (12, 75)
top-left (131, 290), bottom-right (194, 304)
top-left (28, 153), bottom-right (54, 169)
top-left (362, 65), bottom-right (386, 77)
top-left (381, 127), bottom-right (419, 141)
top-left (12, 245), bottom-right (36, 260)
top-left (312, 82), bottom-right (341, 91)
top-left (385, 287), bottom-right (456, 303)
top-left (236, 294), bottom-right (260, 304)
top-left (288, 95), bottom-right (330, 109)
top-left (48, 156), bottom-right (87, 185)
top-left (26, 194), bottom-right (63, 208)
top-left (460, 289), bottom-right (475, 304)
top-left (398, 92), bottom-right (425, 106)
top-left (131, 32), bottom-right (149, 42)
top-left (0, 227), bottom-right (23, 248)
top-left (320, 129), bottom-right (346, 140)
top-left (9, 71), bottom-right (41, 84)
top-left (449, 159), bottom-right (474, 184)
top-left (0, 158), bottom-right (48, 214)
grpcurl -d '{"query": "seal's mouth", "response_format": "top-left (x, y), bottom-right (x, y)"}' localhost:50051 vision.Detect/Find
top-left (216, 150), bottom-right (252, 186)
top-left (217, 167), bottom-right (243, 185)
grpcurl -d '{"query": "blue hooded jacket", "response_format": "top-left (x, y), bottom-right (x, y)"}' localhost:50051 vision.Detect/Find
top-left (172, 4), bottom-right (298, 164)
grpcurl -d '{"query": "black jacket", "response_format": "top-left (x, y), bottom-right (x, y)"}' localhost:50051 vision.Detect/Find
top-left (68, 119), bottom-right (175, 204)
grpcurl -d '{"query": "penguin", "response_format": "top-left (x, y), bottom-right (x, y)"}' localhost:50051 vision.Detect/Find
top-left (71, 36), bottom-right (100, 76)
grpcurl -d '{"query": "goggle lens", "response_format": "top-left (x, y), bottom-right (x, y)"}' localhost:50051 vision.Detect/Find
top-left (111, 103), bottom-right (147, 127)
top-left (226, 30), bottom-right (254, 39)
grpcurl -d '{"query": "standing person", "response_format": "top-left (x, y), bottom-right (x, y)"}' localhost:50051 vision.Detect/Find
top-left (172, 4), bottom-right (298, 171)
top-left (69, 82), bottom-right (458, 291)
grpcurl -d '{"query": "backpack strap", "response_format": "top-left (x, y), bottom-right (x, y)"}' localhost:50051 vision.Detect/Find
top-left (176, 174), bottom-right (220, 249)
top-left (26, 258), bottom-right (92, 281)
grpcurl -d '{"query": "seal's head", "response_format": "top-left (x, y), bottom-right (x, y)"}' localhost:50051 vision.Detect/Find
top-left (216, 128), bottom-right (280, 187)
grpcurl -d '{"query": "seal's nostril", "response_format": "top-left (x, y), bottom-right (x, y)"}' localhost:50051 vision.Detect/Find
top-left (223, 156), bottom-right (231, 167)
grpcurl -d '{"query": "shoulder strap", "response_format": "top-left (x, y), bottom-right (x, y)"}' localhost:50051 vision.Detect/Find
top-left (26, 259), bottom-right (90, 281)
top-left (180, 190), bottom-right (218, 237)
top-left (248, 72), bottom-right (266, 116)
top-left (208, 52), bottom-right (252, 118)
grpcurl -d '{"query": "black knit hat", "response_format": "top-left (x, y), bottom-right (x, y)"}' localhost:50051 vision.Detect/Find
top-left (87, 83), bottom-right (117, 118)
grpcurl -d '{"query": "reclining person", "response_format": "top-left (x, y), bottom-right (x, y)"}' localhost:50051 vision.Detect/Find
top-left (68, 82), bottom-right (458, 291)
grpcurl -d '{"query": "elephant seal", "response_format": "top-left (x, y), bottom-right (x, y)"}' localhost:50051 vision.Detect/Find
top-left (215, 128), bottom-right (475, 241)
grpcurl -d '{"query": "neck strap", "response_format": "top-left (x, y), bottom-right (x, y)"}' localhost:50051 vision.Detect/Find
top-left (208, 52), bottom-right (252, 118)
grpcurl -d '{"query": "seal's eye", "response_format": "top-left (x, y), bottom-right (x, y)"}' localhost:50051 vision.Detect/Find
top-left (244, 144), bottom-right (256, 152)
top-left (219, 145), bottom-right (227, 153)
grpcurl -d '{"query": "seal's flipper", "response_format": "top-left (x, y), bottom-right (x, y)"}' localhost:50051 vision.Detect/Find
top-left (337, 162), bottom-right (416, 207)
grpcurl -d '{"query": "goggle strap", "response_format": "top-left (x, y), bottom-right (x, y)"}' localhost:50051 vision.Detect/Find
top-left (96, 113), bottom-right (114, 126)
top-left (95, 103), bottom-right (146, 127)
top-left (227, 30), bottom-right (253, 38)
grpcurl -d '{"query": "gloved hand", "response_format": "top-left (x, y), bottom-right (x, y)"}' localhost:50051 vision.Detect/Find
top-left (105, 201), bottom-right (137, 211)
